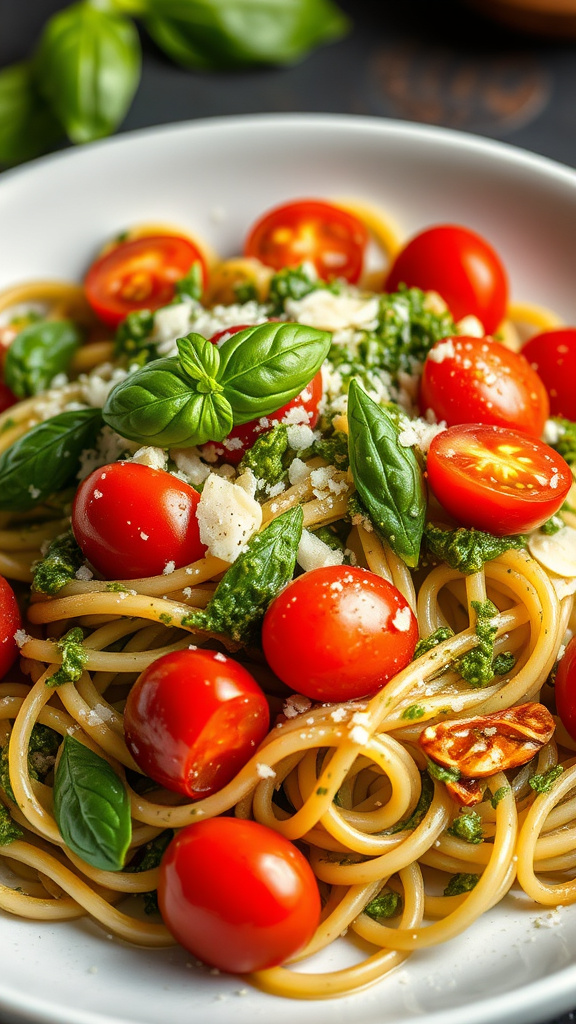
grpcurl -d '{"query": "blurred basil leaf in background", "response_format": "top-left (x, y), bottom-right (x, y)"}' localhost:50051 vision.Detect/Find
top-left (143, 0), bottom-right (351, 71)
top-left (34, 1), bottom-right (141, 144)
top-left (0, 62), bottom-right (63, 166)
top-left (0, 0), bottom-right (351, 168)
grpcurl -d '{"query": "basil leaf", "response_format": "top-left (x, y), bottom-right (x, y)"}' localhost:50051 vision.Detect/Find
top-left (54, 736), bottom-right (131, 871)
top-left (34, 2), bottom-right (141, 144)
top-left (177, 334), bottom-right (221, 385)
top-left (143, 0), bottom-right (350, 70)
top-left (0, 62), bottom-right (62, 167)
top-left (103, 357), bottom-right (233, 447)
top-left (4, 320), bottom-right (83, 399)
top-left (184, 504), bottom-right (303, 644)
top-left (347, 380), bottom-right (426, 568)
top-left (0, 408), bottom-right (102, 511)
top-left (217, 321), bottom-right (331, 424)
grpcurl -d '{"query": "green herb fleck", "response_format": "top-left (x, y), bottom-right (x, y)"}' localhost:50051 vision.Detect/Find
top-left (529, 765), bottom-right (564, 794)
top-left (46, 627), bottom-right (88, 688)
top-left (492, 652), bottom-right (516, 675)
top-left (427, 759), bottom-right (461, 783)
top-left (312, 430), bottom-right (349, 469)
top-left (456, 599), bottom-right (499, 688)
top-left (159, 613), bottom-right (172, 625)
top-left (105, 582), bottom-right (132, 593)
top-left (175, 262), bottom-right (203, 301)
top-left (388, 771), bottom-right (434, 833)
top-left (490, 786), bottom-right (510, 808)
top-left (444, 873), bottom-right (479, 896)
top-left (447, 811), bottom-right (484, 844)
top-left (316, 787), bottom-right (328, 796)
top-left (267, 264), bottom-right (322, 315)
top-left (0, 804), bottom-right (22, 845)
top-left (114, 309), bottom-right (156, 365)
top-left (33, 530), bottom-right (84, 595)
top-left (401, 704), bottom-right (425, 720)
top-left (424, 523), bottom-right (526, 575)
top-left (238, 423), bottom-right (288, 496)
top-left (364, 890), bottom-right (402, 920)
top-left (547, 417), bottom-right (576, 466)
top-left (413, 626), bottom-right (455, 660)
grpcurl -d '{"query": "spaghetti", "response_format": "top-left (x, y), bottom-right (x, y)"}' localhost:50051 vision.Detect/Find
top-left (0, 198), bottom-right (574, 1000)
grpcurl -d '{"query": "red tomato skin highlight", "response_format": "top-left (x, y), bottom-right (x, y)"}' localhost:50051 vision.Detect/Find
top-left (385, 224), bottom-right (508, 334)
top-left (0, 576), bottom-right (21, 679)
top-left (426, 423), bottom-right (572, 535)
top-left (71, 462), bottom-right (206, 580)
top-left (158, 817), bottom-right (321, 973)
top-left (243, 199), bottom-right (368, 284)
top-left (262, 565), bottom-right (418, 702)
top-left (521, 327), bottom-right (576, 420)
top-left (124, 649), bottom-right (270, 798)
top-left (84, 234), bottom-right (208, 327)
top-left (555, 637), bottom-right (576, 742)
top-left (419, 335), bottom-right (549, 437)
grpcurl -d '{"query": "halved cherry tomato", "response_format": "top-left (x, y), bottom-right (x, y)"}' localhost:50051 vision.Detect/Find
top-left (124, 649), bottom-right (270, 798)
top-left (521, 327), bottom-right (576, 420)
top-left (555, 636), bottom-right (576, 742)
top-left (385, 224), bottom-right (508, 334)
top-left (84, 235), bottom-right (208, 328)
top-left (262, 565), bottom-right (418, 702)
top-left (243, 199), bottom-right (368, 284)
top-left (0, 575), bottom-right (21, 679)
top-left (426, 423), bottom-right (572, 535)
top-left (158, 817), bottom-right (321, 973)
top-left (71, 462), bottom-right (206, 580)
top-left (419, 335), bottom-right (549, 437)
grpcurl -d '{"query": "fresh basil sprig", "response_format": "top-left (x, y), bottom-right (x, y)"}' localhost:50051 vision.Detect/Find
top-left (0, 408), bottom-right (102, 511)
top-left (183, 504), bottom-right (303, 644)
top-left (347, 379), bottom-right (426, 568)
top-left (143, 0), bottom-right (350, 70)
top-left (103, 324), bottom-right (330, 448)
top-left (35, 1), bottom-right (141, 144)
top-left (4, 320), bottom-right (83, 399)
top-left (53, 736), bottom-right (132, 871)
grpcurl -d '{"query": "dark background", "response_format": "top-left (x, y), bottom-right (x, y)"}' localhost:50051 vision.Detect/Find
top-left (0, 1), bottom-right (575, 1023)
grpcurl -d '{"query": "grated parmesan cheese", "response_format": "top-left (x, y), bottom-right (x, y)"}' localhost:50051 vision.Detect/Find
top-left (197, 473), bottom-right (262, 563)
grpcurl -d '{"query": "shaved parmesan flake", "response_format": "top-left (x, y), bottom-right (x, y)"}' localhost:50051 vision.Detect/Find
top-left (528, 525), bottom-right (576, 578)
top-left (197, 473), bottom-right (262, 563)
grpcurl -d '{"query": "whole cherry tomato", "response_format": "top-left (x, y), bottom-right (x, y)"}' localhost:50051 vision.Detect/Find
top-left (419, 335), bottom-right (549, 437)
top-left (521, 327), bottom-right (576, 421)
top-left (243, 199), bottom-right (369, 284)
top-left (426, 423), bottom-right (572, 535)
top-left (84, 234), bottom-right (208, 327)
top-left (158, 817), bottom-right (321, 973)
top-left (262, 565), bottom-right (418, 702)
top-left (71, 462), bottom-right (206, 580)
top-left (555, 636), bottom-right (576, 742)
top-left (124, 649), bottom-right (270, 798)
top-left (0, 575), bottom-right (22, 679)
top-left (385, 224), bottom-right (508, 334)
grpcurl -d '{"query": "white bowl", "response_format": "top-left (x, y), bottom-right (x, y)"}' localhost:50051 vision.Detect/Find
top-left (0, 113), bottom-right (575, 1024)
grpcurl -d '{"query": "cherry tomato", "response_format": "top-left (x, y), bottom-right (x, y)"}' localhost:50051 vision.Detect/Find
top-left (84, 235), bottom-right (208, 328)
top-left (243, 199), bottom-right (369, 284)
top-left (555, 636), bottom-right (576, 742)
top-left (419, 335), bottom-right (549, 437)
top-left (0, 575), bottom-right (22, 679)
top-left (0, 381), bottom-right (17, 415)
top-left (426, 423), bottom-right (572, 535)
top-left (385, 224), bottom-right (508, 334)
top-left (124, 649), bottom-right (270, 798)
top-left (521, 327), bottom-right (576, 420)
top-left (262, 565), bottom-right (418, 702)
top-left (71, 462), bottom-right (206, 580)
top-left (158, 817), bottom-right (321, 972)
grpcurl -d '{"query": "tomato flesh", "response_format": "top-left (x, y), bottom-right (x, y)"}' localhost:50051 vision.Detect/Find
top-left (124, 649), bottom-right (270, 798)
top-left (0, 576), bottom-right (21, 679)
top-left (555, 637), bottom-right (576, 742)
top-left (84, 234), bottom-right (208, 327)
top-left (521, 327), bottom-right (576, 420)
top-left (71, 461), bottom-right (206, 580)
top-left (420, 335), bottom-right (549, 437)
top-left (243, 199), bottom-right (368, 284)
top-left (385, 224), bottom-right (508, 334)
top-left (158, 817), bottom-right (321, 972)
top-left (426, 423), bottom-right (572, 535)
top-left (262, 564), bottom-right (418, 702)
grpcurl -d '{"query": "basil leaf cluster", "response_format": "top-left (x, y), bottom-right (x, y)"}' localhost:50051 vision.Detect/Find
top-left (4, 320), bottom-right (83, 399)
top-left (0, 0), bottom-right (350, 168)
top-left (103, 323), bottom-right (331, 448)
top-left (347, 379), bottom-right (426, 568)
top-left (54, 736), bottom-right (132, 871)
